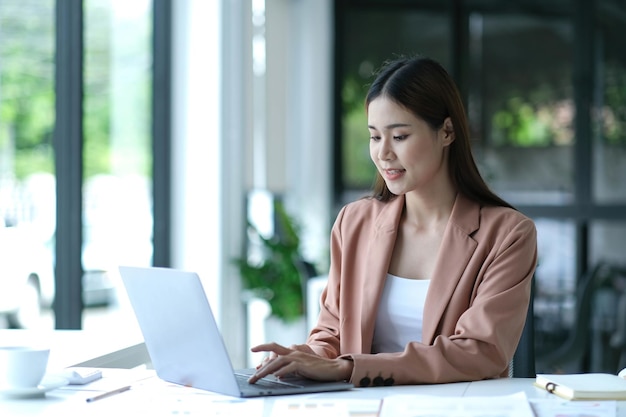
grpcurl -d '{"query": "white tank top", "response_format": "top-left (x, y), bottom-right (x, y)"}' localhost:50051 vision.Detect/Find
top-left (371, 274), bottom-right (431, 353)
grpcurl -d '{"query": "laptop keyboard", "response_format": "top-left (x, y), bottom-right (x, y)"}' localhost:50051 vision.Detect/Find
top-left (235, 373), bottom-right (303, 391)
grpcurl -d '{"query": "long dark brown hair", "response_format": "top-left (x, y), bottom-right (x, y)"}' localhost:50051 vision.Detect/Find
top-left (366, 55), bottom-right (513, 209)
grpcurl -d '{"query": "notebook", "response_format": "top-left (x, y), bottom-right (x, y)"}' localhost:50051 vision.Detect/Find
top-left (118, 266), bottom-right (353, 398)
top-left (534, 373), bottom-right (626, 400)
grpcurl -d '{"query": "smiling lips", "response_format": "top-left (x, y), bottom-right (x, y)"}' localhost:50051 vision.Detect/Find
top-left (383, 168), bottom-right (405, 180)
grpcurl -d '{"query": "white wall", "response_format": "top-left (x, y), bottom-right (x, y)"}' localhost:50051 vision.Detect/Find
top-left (285, 0), bottom-right (334, 267)
top-left (170, 0), bottom-right (236, 354)
top-left (170, 0), bottom-right (333, 368)
top-left (266, 0), bottom-right (334, 268)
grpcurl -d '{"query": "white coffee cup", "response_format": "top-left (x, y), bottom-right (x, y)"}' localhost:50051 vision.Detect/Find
top-left (0, 346), bottom-right (50, 389)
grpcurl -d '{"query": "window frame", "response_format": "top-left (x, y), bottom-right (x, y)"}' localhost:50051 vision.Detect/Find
top-left (53, 0), bottom-right (171, 329)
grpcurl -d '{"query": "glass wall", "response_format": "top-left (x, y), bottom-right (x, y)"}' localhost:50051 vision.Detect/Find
top-left (0, 0), bottom-right (155, 330)
top-left (468, 13), bottom-right (574, 205)
top-left (588, 4), bottom-right (626, 373)
top-left (0, 0), bottom-right (56, 329)
top-left (335, 0), bottom-right (626, 373)
top-left (593, 9), bottom-right (626, 204)
top-left (466, 12), bottom-right (579, 363)
top-left (337, 8), bottom-right (450, 197)
top-left (82, 0), bottom-right (153, 330)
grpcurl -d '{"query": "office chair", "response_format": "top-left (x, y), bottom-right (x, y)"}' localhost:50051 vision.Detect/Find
top-left (536, 262), bottom-right (618, 373)
top-left (511, 275), bottom-right (536, 377)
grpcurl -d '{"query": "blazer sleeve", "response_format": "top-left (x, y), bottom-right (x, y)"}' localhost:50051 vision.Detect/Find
top-left (305, 205), bottom-right (346, 359)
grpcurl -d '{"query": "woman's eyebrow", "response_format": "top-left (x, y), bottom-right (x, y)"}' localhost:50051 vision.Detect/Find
top-left (368, 122), bottom-right (412, 130)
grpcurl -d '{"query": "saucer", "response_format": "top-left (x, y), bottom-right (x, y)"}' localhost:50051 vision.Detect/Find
top-left (0, 375), bottom-right (69, 399)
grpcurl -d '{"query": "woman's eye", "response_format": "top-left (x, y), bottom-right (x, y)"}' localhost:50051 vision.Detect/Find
top-left (393, 135), bottom-right (408, 140)
top-left (370, 135), bottom-right (381, 141)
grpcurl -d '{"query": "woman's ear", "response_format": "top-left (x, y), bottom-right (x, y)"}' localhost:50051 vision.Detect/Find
top-left (441, 117), bottom-right (455, 146)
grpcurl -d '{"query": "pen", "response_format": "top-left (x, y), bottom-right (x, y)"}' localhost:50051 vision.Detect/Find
top-left (85, 385), bottom-right (131, 403)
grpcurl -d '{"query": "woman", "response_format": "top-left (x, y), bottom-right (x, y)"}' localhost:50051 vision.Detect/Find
top-left (249, 55), bottom-right (537, 386)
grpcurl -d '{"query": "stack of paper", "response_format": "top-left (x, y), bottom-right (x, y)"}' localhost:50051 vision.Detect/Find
top-left (379, 392), bottom-right (535, 417)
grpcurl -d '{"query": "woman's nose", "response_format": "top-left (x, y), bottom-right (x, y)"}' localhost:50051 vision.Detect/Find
top-left (378, 138), bottom-right (394, 161)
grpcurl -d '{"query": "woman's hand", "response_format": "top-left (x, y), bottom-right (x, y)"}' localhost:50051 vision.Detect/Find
top-left (254, 343), bottom-right (314, 369)
top-left (248, 342), bottom-right (353, 383)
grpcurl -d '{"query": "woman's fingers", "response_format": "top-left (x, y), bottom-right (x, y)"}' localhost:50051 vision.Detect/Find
top-left (251, 342), bottom-right (290, 371)
top-left (289, 343), bottom-right (315, 355)
top-left (250, 342), bottom-right (291, 355)
top-left (249, 343), bottom-right (293, 382)
top-left (270, 361), bottom-right (300, 379)
top-left (255, 351), bottom-right (279, 369)
top-left (249, 355), bottom-right (288, 383)
top-left (248, 350), bottom-right (329, 383)
top-left (248, 343), bottom-right (345, 384)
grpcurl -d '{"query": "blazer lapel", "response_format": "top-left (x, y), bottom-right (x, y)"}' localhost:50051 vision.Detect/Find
top-left (422, 194), bottom-right (480, 344)
top-left (360, 196), bottom-right (404, 352)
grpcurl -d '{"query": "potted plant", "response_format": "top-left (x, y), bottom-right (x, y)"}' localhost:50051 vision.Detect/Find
top-left (233, 200), bottom-right (307, 323)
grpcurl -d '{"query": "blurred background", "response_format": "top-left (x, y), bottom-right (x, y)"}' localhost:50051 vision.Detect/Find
top-left (1, 0), bottom-right (625, 373)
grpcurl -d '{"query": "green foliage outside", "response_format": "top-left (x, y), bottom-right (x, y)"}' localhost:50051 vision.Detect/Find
top-left (1, 1), bottom-right (151, 183)
top-left (0, 1), bottom-right (55, 180)
top-left (491, 96), bottom-right (559, 147)
top-left (342, 75), bottom-right (376, 188)
top-left (233, 201), bottom-right (305, 323)
top-left (602, 63), bottom-right (626, 145)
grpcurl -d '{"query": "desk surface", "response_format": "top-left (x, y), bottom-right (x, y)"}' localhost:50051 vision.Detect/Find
top-left (2, 371), bottom-right (625, 417)
top-left (1, 330), bottom-right (625, 417)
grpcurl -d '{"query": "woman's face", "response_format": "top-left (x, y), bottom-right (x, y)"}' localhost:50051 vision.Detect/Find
top-left (368, 96), bottom-right (453, 196)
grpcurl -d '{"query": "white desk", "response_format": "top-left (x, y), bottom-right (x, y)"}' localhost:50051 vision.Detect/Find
top-left (2, 371), bottom-right (625, 417)
top-left (1, 330), bottom-right (624, 416)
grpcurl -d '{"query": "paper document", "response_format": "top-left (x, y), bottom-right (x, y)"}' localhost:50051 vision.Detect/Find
top-left (379, 392), bottom-right (534, 417)
top-left (529, 398), bottom-right (616, 417)
top-left (63, 375), bottom-right (265, 417)
top-left (270, 398), bottom-right (381, 417)
top-left (271, 400), bottom-right (349, 417)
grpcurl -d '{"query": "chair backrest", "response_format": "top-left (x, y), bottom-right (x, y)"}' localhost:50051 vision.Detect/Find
top-left (536, 262), bottom-right (615, 373)
top-left (511, 275), bottom-right (536, 378)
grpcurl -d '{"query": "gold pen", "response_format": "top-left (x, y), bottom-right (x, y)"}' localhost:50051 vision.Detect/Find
top-left (85, 385), bottom-right (131, 403)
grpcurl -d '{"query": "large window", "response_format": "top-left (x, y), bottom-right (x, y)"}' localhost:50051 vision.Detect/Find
top-left (82, 0), bottom-right (154, 329)
top-left (465, 12), bottom-right (578, 367)
top-left (0, 0), bottom-right (164, 331)
top-left (0, 0), bottom-right (56, 329)
top-left (594, 8), bottom-right (626, 204)
top-left (468, 13), bottom-right (574, 205)
top-left (336, 8), bottom-right (451, 194)
top-left (335, 0), bottom-right (626, 373)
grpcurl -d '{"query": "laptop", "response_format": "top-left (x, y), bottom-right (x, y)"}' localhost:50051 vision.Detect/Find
top-left (118, 266), bottom-right (353, 397)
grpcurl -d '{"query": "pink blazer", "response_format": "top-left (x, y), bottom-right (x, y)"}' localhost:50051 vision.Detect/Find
top-left (306, 193), bottom-right (537, 386)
